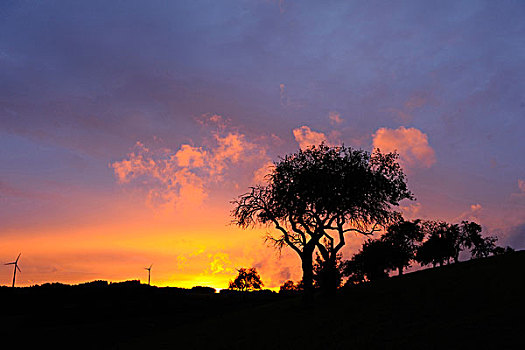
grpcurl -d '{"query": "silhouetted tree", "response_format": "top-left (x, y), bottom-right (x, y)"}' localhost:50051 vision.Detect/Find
top-left (344, 239), bottom-right (392, 282)
top-left (447, 223), bottom-right (464, 263)
top-left (312, 245), bottom-right (344, 292)
top-left (279, 280), bottom-right (298, 293)
top-left (232, 144), bottom-right (413, 297)
top-left (382, 219), bottom-right (424, 275)
top-left (424, 222), bottom-right (467, 264)
top-left (191, 286), bottom-right (216, 294)
top-left (228, 268), bottom-right (264, 292)
top-left (342, 258), bottom-right (366, 285)
top-left (493, 246), bottom-right (514, 255)
top-left (470, 235), bottom-right (497, 258)
top-left (343, 219), bottom-right (422, 283)
top-left (415, 221), bottom-right (454, 267)
top-left (458, 221), bottom-right (481, 254)
top-left (460, 221), bottom-right (499, 259)
top-left (416, 220), bottom-right (498, 266)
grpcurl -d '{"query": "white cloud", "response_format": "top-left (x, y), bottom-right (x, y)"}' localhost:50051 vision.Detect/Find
top-left (111, 115), bottom-right (267, 210)
top-left (292, 126), bottom-right (327, 149)
top-left (372, 126), bottom-right (436, 168)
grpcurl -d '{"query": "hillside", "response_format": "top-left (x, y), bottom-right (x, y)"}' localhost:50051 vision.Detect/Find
top-left (126, 251), bottom-right (524, 349)
top-left (1, 251), bottom-right (524, 349)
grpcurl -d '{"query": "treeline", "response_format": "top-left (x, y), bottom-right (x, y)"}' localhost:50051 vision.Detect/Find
top-left (280, 219), bottom-right (514, 292)
top-left (1, 280), bottom-right (217, 295)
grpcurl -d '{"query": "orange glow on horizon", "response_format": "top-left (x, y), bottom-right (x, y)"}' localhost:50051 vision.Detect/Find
top-left (0, 195), bottom-right (307, 289)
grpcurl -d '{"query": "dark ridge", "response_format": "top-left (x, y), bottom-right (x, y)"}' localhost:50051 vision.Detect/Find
top-left (1, 251), bottom-right (523, 349)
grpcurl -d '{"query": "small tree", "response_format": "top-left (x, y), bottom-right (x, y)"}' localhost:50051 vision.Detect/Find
top-left (415, 220), bottom-right (496, 266)
top-left (344, 239), bottom-right (392, 282)
top-left (470, 236), bottom-right (497, 258)
top-left (228, 267), bottom-right (264, 292)
top-left (312, 246), bottom-right (344, 292)
top-left (342, 258), bottom-right (366, 286)
top-left (416, 221), bottom-right (456, 267)
top-left (460, 221), bottom-right (498, 259)
top-left (382, 219), bottom-right (424, 275)
top-left (342, 219), bottom-right (422, 283)
top-left (279, 280), bottom-right (298, 293)
top-left (493, 246), bottom-right (514, 255)
top-left (232, 144), bottom-right (413, 297)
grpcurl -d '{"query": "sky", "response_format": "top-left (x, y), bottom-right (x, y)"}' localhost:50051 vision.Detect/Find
top-left (1, 0), bottom-right (525, 289)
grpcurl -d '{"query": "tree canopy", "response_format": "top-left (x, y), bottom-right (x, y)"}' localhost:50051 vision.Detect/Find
top-left (414, 220), bottom-right (499, 267)
top-left (228, 268), bottom-right (264, 292)
top-left (381, 219), bottom-right (424, 275)
top-left (279, 280), bottom-right (299, 293)
top-left (343, 238), bottom-right (392, 282)
top-left (343, 219), bottom-right (506, 286)
top-left (343, 219), bottom-right (423, 283)
top-left (232, 144), bottom-right (413, 295)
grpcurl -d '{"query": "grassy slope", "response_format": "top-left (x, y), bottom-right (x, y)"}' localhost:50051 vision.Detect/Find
top-left (126, 251), bottom-right (525, 349)
top-left (1, 251), bottom-right (523, 349)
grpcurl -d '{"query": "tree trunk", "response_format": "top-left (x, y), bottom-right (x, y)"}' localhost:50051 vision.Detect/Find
top-left (302, 252), bottom-right (314, 302)
top-left (321, 257), bottom-right (338, 296)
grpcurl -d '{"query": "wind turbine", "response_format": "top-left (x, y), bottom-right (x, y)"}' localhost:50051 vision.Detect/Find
top-left (144, 264), bottom-right (152, 286)
top-left (5, 253), bottom-right (21, 288)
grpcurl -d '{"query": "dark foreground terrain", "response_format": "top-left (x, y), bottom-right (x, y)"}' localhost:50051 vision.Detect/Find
top-left (1, 251), bottom-right (524, 349)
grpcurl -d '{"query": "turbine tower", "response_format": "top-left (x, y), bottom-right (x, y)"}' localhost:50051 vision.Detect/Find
top-left (144, 264), bottom-right (152, 286)
top-left (5, 253), bottom-right (21, 288)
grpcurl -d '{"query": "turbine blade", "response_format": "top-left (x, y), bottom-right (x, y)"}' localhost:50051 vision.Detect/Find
top-left (5, 262), bottom-right (15, 265)
top-left (15, 253), bottom-right (21, 263)
top-left (16, 265), bottom-right (21, 272)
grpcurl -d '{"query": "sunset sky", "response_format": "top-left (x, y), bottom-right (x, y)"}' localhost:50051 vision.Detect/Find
top-left (1, 1), bottom-right (525, 289)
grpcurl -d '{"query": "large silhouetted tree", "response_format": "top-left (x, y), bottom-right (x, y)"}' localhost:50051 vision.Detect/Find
top-left (228, 268), bottom-right (264, 291)
top-left (232, 144), bottom-right (413, 297)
